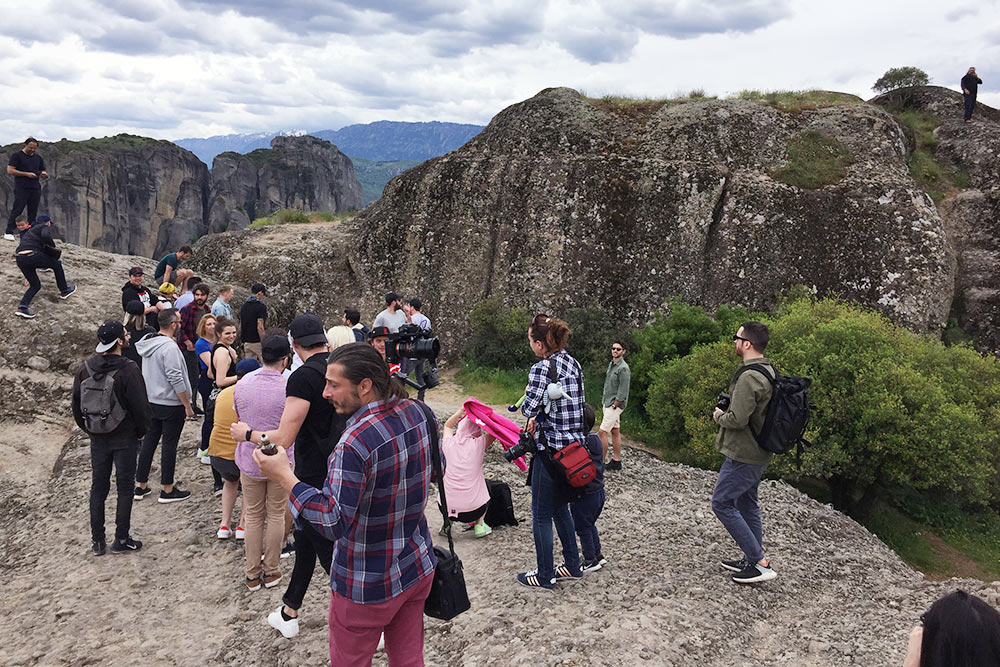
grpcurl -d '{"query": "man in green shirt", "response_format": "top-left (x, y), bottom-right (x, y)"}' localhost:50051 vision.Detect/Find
top-left (154, 245), bottom-right (194, 292)
top-left (711, 321), bottom-right (777, 584)
top-left (601, 340), bottom-right (630, 471)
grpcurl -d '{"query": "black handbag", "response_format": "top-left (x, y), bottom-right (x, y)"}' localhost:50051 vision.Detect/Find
top-left (418, 402), bottom-right (471, 620)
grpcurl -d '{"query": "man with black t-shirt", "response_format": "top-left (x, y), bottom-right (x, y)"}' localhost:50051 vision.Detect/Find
top-left (231, 313), bottom-right (346, 639)
top-left (6, 137), bottom-right (47, 240)
top-left (240, 283), bottom-right (268, 361)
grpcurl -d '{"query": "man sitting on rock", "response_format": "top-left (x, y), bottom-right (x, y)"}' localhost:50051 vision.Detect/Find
top-left (121, 267), bottom-right (165, 331)
top-left (154, 245), bottom-right (193, 292)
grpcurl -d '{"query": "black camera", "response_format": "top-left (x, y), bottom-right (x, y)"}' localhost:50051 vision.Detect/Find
top-left (716, 393), bottom-right (731, 411)
top-left (386, 324), bottom-right (441, 394)
top-left (504, 431), bottom-right (536, 463)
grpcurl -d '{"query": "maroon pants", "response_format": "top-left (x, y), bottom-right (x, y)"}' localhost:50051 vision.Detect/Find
top-left (328, 573), bottom-right (433, 666)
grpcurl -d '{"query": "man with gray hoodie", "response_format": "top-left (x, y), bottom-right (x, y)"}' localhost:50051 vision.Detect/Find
top-left (134, 309), bottom-right (194, 503)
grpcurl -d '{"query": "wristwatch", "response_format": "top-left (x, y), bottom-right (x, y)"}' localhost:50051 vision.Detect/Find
top-left (246, 429), bottom-right (253, 442)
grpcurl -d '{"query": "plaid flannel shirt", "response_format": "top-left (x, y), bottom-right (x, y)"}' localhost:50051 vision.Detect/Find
top-left (521, 349), bottom-right (586, 450)
top-left (289, 398), bottom-right (437, 604)
top-left (178, 302), bottom-right (208, 349)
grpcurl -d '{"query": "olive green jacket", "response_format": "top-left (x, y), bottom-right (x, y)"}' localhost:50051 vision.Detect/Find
top-left (715, 357), bottom-right (774, 466)
top-left (602, 359), bottom-right (631, 409)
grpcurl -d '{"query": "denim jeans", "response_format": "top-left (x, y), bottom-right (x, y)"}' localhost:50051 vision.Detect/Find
top-left (711, 457), bottom-right (768, 563)
top-left (90, 437), bottom-right (138, 541)
top-left (571, 489), bottom-right (605, 561)
top-left (530, 455), bottom-right (580, 581)
top-left (136, 403), bottom-right (185, 486)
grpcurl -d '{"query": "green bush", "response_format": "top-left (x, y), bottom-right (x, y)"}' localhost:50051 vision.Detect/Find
top-left (771, 131), bottom-right (854, 189)
top-left (464, 297), bottom-right (536, 370)
top-left (644, 296), bottom-right (1000, 517)
top-left (873, 66), bottom-right (929, 94)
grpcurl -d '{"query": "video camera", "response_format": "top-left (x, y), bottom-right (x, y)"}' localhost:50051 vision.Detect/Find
top-left (386, 323), bottom-right (441, 393)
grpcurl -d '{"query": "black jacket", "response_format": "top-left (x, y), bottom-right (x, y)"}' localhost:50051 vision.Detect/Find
top-left (121, 281), bottom-right (161, 330)
top-left (72, 353), bottom-right (152, 440)
top-left (15, 224), bottom-right (55, 254)
top-left (962, 73), bottom-right (982, 97)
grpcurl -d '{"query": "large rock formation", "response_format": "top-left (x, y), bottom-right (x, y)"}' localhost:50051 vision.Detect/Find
top-left (346, 87), bottom-right (955, 355)
top-left (871, 87), bottom-right (1000, 351)
top-left (0, 135), bottom-right (209, 257)
top-left (207, 135), bottom-right (364, 232)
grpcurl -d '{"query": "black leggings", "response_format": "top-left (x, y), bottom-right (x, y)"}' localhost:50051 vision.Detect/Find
top-left (440, 500), bottom-right (490, 524)
top-left (282, 521), bottom-right (334, 611)
top-left (16, 252), bottom-right (68, 308)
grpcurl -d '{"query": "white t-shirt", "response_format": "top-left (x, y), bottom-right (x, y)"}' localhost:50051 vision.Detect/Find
top-left (411, 312), bottom-right (431, 331)
top-left (372, 308), bottom-right (407, 333)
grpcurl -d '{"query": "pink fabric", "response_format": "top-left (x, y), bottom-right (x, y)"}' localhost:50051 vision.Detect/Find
top-left (233, 369), bottom-right (293, 479)
top-left (329, 572), bottom-right (432, 667)
top-left (441, 419), bottom-right (490, 516)
top-left (462, 398), bottom-right (528, 471)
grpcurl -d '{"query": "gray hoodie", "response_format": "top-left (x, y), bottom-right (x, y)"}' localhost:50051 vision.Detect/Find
top-left (135, 332), bottom-right (189, 406)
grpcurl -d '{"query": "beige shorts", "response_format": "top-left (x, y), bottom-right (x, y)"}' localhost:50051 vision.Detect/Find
top-left (600, 405), bottom-right (623, 431)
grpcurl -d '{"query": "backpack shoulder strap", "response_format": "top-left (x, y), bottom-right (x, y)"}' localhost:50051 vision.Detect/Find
top-left (734, 363), bottom-right (776, 385)
top-left (547, 358), bottom-right (557, 383)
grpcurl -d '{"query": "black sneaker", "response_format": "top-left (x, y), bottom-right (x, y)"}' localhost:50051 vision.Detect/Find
top-left (721, 557), bottom-right (748, 573)
top-left (606, 459), bottom-right (622, 471)
top-left (732, 562), bottom-right (777, 584)
top-left (158, 487), bottom-right (192, 504)
top-left (92, 538), bottom-right (107, 556)
top-left (133, 486), bottom-right (152, 501)
top-left (281, 541), bottom-right (296, 559)
top-left (14, 306), bottom-right (35, 319)
top-left (581, 556), bottom-right (607, 573)
top-left (110, 537), bottom-right (143, 553)
top-left (59, 285), bottom-right (77, 299)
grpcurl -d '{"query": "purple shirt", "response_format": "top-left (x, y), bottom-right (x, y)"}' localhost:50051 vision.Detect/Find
top-left (234, 369), bottom-right (291, 479)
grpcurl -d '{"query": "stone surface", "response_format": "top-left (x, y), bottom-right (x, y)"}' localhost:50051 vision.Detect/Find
top-left (208, 135), bottom-right (364, 233)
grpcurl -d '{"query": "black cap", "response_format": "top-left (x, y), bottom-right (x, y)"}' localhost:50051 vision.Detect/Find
top-left (289, 313), bottom-right (327, 347)
top-left (262, 333), bottom-right (291, 359)
top-left (368, 326), bottom-right (391, 339)
top-left (251, 283), bottom-right (266, 295)
top-left (129, 266), bottom-right (144, 276)
top-left (96, 321), bottom-right (125, 353)
top-left (125, 299), bottom-right (145, 316)
top-left (385, 292), bottom-right (399, 304)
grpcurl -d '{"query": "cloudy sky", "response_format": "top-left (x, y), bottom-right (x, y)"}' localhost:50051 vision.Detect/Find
top-left (0, 0), bottom-right (996, 142)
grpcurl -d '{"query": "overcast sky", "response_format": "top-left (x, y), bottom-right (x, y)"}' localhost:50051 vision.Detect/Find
top-left (1, 0), bottom-right (996, 142)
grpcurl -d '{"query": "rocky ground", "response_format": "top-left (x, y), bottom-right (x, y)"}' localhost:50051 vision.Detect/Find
top-left (2, 243), bottom-right (1000, 666)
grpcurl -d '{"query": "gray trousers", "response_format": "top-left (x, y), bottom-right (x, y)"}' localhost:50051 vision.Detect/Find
top-left (711, 457), bottom-right (768, 564)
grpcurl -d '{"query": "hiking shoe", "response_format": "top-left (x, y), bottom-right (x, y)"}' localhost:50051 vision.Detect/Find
top-left (14, 306), bottom-right (35, 319)
top-left (721, 557), bottom-right (749, 573)
top-left (516, 569), bottom-right (555, 590)
top-left (732, 561), bottom-right (777, 584)
top-left (554, 562), bottom-right (583, 581)
top-left (110, 537), bottom-right (142, 553)
top-left (263, 572), bottom-right (282, 588)
top-left (133, 486), bottom-right (152, 501)
top-left (158, 487), bottom-right (191, 503)
top-left (235, 526), bottom-right (245, 540)
top-left (582, 557), bottom-right (605, 573)
top-left (474, 523), bottom-right (492, 538)
top-left (606, 459), bottom-right (622, 471)
top-left (281, 541), bottom-right (295, 558)
top-left (245, 577), bottom-right (262, 592)
top-left (268, 606), bottom-right (299, 638)
top-left (92, 538), bottom-right (107, 556)
top-left (3, 233), bottom-right (14, 241)
top-left (58, 285), bottom-right (77, 299)
top-left (213, 483), bottom-right (224, 497)
top-left (217, 525), bottom-right (232, 539)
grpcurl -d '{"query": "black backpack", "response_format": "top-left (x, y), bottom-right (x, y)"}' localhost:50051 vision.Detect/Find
top-left (484, 479), bottom-right (518, 527)
top-left (79, 360), bottom-right (127, 435)
top-left (735, 364), bottom-right (814, 464)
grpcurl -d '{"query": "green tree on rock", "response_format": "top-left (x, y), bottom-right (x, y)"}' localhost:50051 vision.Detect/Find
top-left (872, 66), bottom-right (930, 109)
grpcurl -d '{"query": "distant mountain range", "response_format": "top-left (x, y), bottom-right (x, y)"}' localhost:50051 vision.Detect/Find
top-left (174, 121), bottom-right (484, 166)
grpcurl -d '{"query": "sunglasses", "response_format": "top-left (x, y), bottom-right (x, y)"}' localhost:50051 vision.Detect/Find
top-left (733, 335), bottom-right (752, 343)
top-left (611, 346), bottom-right (623, 351)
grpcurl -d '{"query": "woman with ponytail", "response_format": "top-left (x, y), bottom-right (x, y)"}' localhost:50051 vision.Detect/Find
top-left (516, 313), bottom-right (586, 589)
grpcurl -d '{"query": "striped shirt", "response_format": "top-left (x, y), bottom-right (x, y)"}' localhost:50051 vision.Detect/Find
top-left (289, 398), bottom-right (437, 604)
top-left (522, 349), bottom-right (586, 450)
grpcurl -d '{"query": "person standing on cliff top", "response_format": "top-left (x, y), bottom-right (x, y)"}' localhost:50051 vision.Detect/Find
top-left (5, 137), bottom-right (47, 241)
top-left (962, 67), bottom-right (983, 123)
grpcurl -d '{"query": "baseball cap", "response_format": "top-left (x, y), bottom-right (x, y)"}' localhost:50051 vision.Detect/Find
top-left (235, 358), bottom-right (261, 377)
top-left (125, 299), bottom-right (145, 316)
top-left (289, 313), bottom-right (328, 347)
top-left (251, 283), bottom-right (266, 295)
top-left (368, 326), bottom-right (391, 339)
top-left (262, 333), bottom-right (291, 359)
top-left (385, 292), bottom-right (399, 304)
top-left (96, 320), bottom-right (125, 353)
top-left (128, 266), bottom-right (144, 276)
top-left (36, 214), bottom-right (51, 223)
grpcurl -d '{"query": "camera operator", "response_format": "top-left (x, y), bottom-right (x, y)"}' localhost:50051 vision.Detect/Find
top-left (517, 313), bottom-right (585, 589)
top-left (367, 326), bottom-right (400, 374)
top-left (252, 342), bottom-right (437, 665)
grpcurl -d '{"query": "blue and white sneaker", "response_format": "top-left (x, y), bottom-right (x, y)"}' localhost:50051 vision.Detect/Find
top-left (554, 562), bottom-right (583, 581)
top-left (732, 560), bottom-right (777, 584)
top-left (516, 569), bottom-right (555, 589)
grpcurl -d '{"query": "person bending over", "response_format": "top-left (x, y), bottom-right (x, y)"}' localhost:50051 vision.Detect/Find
top-left (440, 408), bottom-right (496, 538)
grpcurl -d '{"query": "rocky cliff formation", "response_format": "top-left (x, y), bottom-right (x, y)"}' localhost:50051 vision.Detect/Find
top-left (207, 135), bottom-right (364, 232)
top-left (346, 87), bottom-right (955, 355)
top-left (0, 135), bottom-right (209, 257)
top-left (871, 86), bottom-right (1000, 352)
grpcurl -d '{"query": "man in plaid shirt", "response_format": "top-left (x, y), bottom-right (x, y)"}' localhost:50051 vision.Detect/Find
top-left (177, 282), bottom-right (210, 406)
top-left (255, 342), bottom-right (436, 665)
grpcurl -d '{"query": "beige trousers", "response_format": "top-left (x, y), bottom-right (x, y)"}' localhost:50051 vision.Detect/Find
top-left (241, 472), bottom-right (288, 580)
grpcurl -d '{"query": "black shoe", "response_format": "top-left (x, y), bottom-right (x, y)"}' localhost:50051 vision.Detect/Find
top-left (721, 557), bottom-right (748, 573)
top-left (213, 483), bottom-right (224, 498)
top-left (133, 486), bottom-right (152, 501)
top-left (92, 538), bottom-right (107, 556)
top-left (158, 487), bottom-right (192, 503)
top-left (606, 459), bottom-right (622, 471)
top-left (110, 537), bottom-right (143, 553)
top-left (732, 562), bottom-right (777, 584)
top-left (14, 306), bottom-right (35, 319)
top-left (281, 541), bottom-right (296, 559)
top-left (58, 285), bottom-right (77, 299)
top-left (194, 406), bottom-right (205, 416)
top-left (581, 557), bottom-right (605, 573)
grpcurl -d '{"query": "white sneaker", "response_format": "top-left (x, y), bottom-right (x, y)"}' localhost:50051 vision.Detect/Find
top-left (235, 526), bottom-right (245, 540)
top-left (217, 525), bottom-right (232, 539)
top-left (3, 234), bottom-right (14, 241)
top-left (197, 449), bottom-right (211, 464)
top-left (268, 605), bottom-right (299, 639)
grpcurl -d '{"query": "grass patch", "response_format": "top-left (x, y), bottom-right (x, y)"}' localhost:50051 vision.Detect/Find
top-left (771, 130), bottom-right (854, 189)
top-left (865, 503), bottom-right (944, 575)
top-left (893, 110), bottom-right (970, 202)
top-left (249, 209), bottom-right (353, 227)
top-left (730, 89), bottom-right (862, 113)
top-left (454, 362), bottom-right (528, 406)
